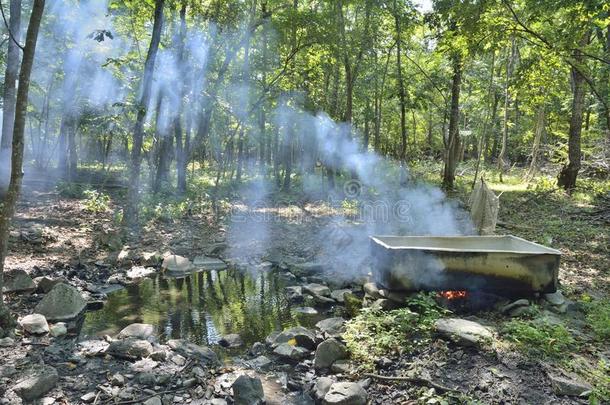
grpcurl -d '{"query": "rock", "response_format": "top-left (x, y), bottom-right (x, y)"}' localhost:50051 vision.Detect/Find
top-left (19, 314), bottom-right (49, 335)
top-left (219, 333), bottom-right (243, 348)
top-left (312, 294), bottom-right (336, 305)
top-left (316, 318), bottom-right (347, 337)
top-left (3, 269), bottom-right (35, 293)
top-left (171, 354), bottom-right (187, 366)
top-left (331, 360), bottom-right (353, 374)
top-left (232, 375), bottom-right (264, 405)
top-left (141, 251), bottom-right (163, 266)
top-left (295, 307), bottom-right (318, 315)
top-left (34, 276), bottom-right (62, 293)
top-left (49, 322), bottom-right (67, 337)
top-left (370, 298), bottom-right (397, 310)
top-left (286, 286), bottom-right (304, 302)
top-left (162, 255), bottom-right (192, 273)
top-left (291, 262), bottom-right (324, 276)
top-left (205, 399), bottom-right (228, 405)
top-left (137, 372), bottom-right (157, 386)
top-left (303, 283), bottom-right (331, 297)
top-left (110, 373), bottom-right (126, 386)
top-left (544, 291), bottom-right (566, 306)
top-left (330, 289), bottom-right (351, 303)
top-left (107, 338), bottom-right (153, 359)
top-left (500, 299), bottom-right (530, 314)
top-left (193, 256), bottom-right (227, 271)
top-left (250, 342), bottom-right (265, 356)
top-left (151, 350), bottom-right (167, 361)
top-left (249, 355), bottom-right (272, 371)
top-left (314, 338), bottom-right (348, 370)
top-left (549, 374), bottom-right (592, 396)
top-left (80, 392), bottom-right (97, 403)
top-left (363, 282), bottom-right (382, 299)
top-left (34, 283), bottom-right (87, 321)
top-left (508, 305), bottom-right (536, 318)
top-left (117, 323), bottom-right (155, 340)
top-left (274, 343), bottom-right (310, 361)
top-left (126, 266), bottom-right (156, 281)
top-left (273, 326), bottom-right (317, 349)
top-left (13, 365), bottom-right (59, 401)
top-left (0, 337), bottom-right (15, 347)
top-left (143, 396), bottom-right (163, 405)
top-left (434, 318), bottom-right (493, 347)
top-left (322, 382), bottom-right (367, 405)
top-left (313, 377), bottom-right (334, 400)
top-left (167, 339), bottom-right (219, 366)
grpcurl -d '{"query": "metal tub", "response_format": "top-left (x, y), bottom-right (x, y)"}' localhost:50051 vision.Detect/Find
top-left (370, 235), bottom-right (560, 294)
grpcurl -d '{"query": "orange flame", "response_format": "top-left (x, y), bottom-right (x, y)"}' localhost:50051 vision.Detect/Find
top-left (438, 290), bottom-right (467, 300)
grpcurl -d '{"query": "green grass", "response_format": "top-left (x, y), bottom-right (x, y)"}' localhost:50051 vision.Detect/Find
top-left (501, 318), bottom-right (577, 358)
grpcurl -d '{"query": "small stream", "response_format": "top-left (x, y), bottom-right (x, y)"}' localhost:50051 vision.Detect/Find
top-left (82, 268), bottom-right (322, 347)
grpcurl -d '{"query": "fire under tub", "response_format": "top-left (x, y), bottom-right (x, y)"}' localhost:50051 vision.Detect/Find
top-left (370, 235), bottom-right (561, 294)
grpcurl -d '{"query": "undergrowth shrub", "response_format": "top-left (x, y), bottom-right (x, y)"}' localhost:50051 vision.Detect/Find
top-left (502, 318), bottom-right (576, 358)
top-left (343, 293), bottom-right (446, 369)
top-left (580, 296), bottom-right (610, 341)
top-left (83, 189), bottom-right (111, 213)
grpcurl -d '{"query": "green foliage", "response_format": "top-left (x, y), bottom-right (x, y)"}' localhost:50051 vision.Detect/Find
top-left (82, 189), bottom-right (111, 213)
top-left (502, 318), bottom-right (576, 358)
top-left (343, 293), bottom-right (446, 369)
top-left (56, 181), bottom-right (85, 198)
top-left (580, 296), bottom-right (610, 341)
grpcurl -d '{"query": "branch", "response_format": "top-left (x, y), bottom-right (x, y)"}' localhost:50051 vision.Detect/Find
top-left (0, 0), bottom-right (24, 50)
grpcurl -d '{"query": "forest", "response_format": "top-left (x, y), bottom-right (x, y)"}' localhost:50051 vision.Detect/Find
top-left (0, 0), bottom-right (608, 404)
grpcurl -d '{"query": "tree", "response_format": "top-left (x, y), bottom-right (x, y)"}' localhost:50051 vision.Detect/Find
top-left (124, 0), bottom-right (165, 226)
top-left (0, 0), bottom-right (46, 335)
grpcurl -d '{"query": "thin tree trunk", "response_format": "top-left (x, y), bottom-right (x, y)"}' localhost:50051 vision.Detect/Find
top-left (124, 0), bottom-right (164, 226)
top-left (473, 51), bottom-right (496, 188)
top-left (0, 0), bottom-right (21, 191)
top-left (497, 39), bottom-right (515, 182)
top-left (558, 32), bottom-right (590, 191)
top-left (393, 0), bottom-right (407, 168)
top-left (526, 103), bottom-right (545, 180)
top-left (442, 54), bottom-right (462, 190)
top-left (0, 0), bottom-right (45, 333)
top-left (175, 2), bottom-right (188, 195)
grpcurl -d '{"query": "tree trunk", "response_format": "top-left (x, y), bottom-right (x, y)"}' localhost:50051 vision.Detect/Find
top-left (0, 0), bottom-right (22, 191)
top-left (0, 0), bottom-right (45, 334)
top-left (558, 33), bottom-right (589, 191)
top-left (472, 51), bottom-right (496, 188)
top-left (498, 39), bottom-right (515, 182)
top-left (175, 2), bottom-right (188, 195)
top-left (442, 54), bottom-right (462, 190)
top-left (393, 0), bottom-right (407, 168)
top-left (526, 103), bottom-right (545, 180)
top-left (124, 0), bottom-right (164, 226)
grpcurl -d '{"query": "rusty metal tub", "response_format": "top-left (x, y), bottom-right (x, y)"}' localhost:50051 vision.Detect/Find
top-left (370, 235), bottom-right (560, 294)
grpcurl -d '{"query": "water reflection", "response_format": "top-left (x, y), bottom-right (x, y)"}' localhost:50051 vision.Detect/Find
top-left (83, 269), bottom-right (309, 346)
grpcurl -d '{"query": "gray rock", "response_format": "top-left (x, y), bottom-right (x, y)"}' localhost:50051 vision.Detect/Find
top-left (107, 338), bottom-right (153, 360)
top-left (549, 374), bottom-right (592, 396)
top-left (49, 322), bottom-right (67, 337)
top-left (34, 283), bottom-right (87, 321)
top-left (0, 337), bottom-right (15, 347)
top-left (330, 289), bottom-right (351, 303)
top-left (500, 299), bottom-right (530, 314)
top-left (167, 339), bottom-right (219, 366)
top-left (162, 255), bottom-right (192, 273)
top-left (110, 373), bottom-right (125, 386)
top-left (80, 392), bottom-right (97, 403)
top-left (250, 342), bottom-right (265, 356)
top-left (19, 314), bottom-right (49, 335)
top-left (126, 266), bottom-right (156, 281)
top-left (151, 350), bottom-right (167, 361)
top-left (286, 286), bottom-right (304, 302)
top-left (193, 256), bottom-right (227, 271)
top-left (4, 269), bottom-right (35, 293)
top-left (363, 282), bottom-right (382, 299)
top-left (137, 372), bottom-right (157, 386)
top-left (34, 276), bottom-right (62, 293)
top-left (13, 365), bottom-right (59, 401)
top-left (143, 396), bottom-right (163, 405)
top-left (294, 307), bottom-right (319, 315)
top-left (273, 326), bottom-right (317, 349)
top-left (117, 323), bottom-right (155, 340)
top-left (219, 333), bottom-right (243, 348)
top-left (232, 374), bottom-right (264, 405)
top-left (316, 318), bottom-right (346, 337)
top-left (274, 343), bottom-right (310, 361)
top-left (204, 399), bottom-right (228, 405)
top-left (314, 339), bottom-right (348, 370)
top-left (248, 355), bottom-right (272, 371)
top-left (508, 305), bottom-right (536, 318)
top-left (291, 262), bottom-right (324, 276)
top-left (544, 291), bottom-right (566, 306)
top-left (313, 377), bottom-right (334, 400)
top-left (322, 382), bottom-right (367, 405)
top-left (141, 251), bottom-right (162, 266)
top-left (303, 283), bottom-right (331, 297)
top-left (331, 360), bottom-right (353, 374)
top-left (434, 318), bottom-right (493, 347)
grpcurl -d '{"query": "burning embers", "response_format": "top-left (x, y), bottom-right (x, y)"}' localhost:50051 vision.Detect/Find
top-left (438, 290), bottom-right (467, 300)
